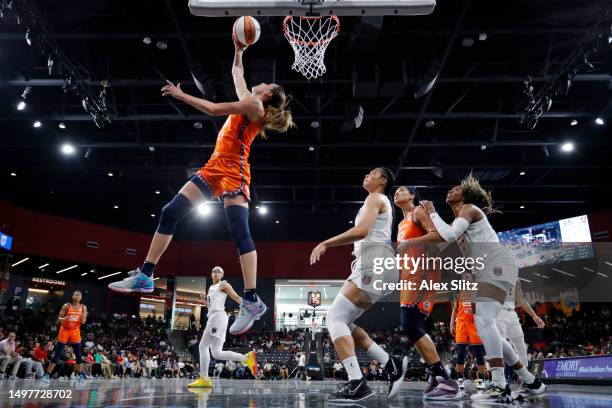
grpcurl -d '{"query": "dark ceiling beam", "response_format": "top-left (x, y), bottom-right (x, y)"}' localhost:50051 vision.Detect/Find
top-left (5, 164), bottom-right (609, 171)
top-left (1, 74), bottom-right (609, 88)
top-left (0, 28), bottom-right (598, 41)
top-left (4, 141), bottom-right (612, 149)
top-left (0, 112), bottom-right (597, 122)
top-left (394, 0), bottom-right (472, 179)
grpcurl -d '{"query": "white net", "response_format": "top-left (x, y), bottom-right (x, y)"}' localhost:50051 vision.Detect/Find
top-left (283, 16), bottom-right (340, 80)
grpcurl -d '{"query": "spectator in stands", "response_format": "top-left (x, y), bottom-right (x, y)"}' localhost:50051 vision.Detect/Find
top-left (280, 364), bottom-right (289, 379)
top-left (333, 361), bottom-right (344, 380)
top-left (0, 331), bottom-right (22, 379)
top-left (214, 361), bottom-right (224, 379)
top-left (21, 344), bottom-right (44, 379)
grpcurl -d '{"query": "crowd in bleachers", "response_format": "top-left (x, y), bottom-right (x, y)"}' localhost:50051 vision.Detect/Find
top-left (2, 300), bottom-right (610, 381)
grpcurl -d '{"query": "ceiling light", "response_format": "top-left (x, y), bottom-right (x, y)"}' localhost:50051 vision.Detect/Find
top-left (143, 36), bottom-right (152, 45)
top-left (570, 119), bottom-right (578, 126)
top-left (38, 263), bottom-right (50, 269)
top-left (98, 271), bottom-right (122, 280)
top-left (425, 119), bottom-right (435, 128)
top-left (310, 121), bottom-right (320, 129)
top-left (194, 121), bottom-right (203, 129)
top-left (81, 272), bottom-right (88, 276)
top-left (309, 146), bottom-right (315, 152)
top-left (275, 220), bottom-right (280, 224)
top-left (595, 117), bottom-right (605, 126)
top-left (17, 101), bottom-right (26, 111)
top-left (11, 257), bottom-right (30, 267)
top-left (61, 143), bottom-right (76, 156)
top-left (480, 145), bottom-right (487, 151)
top-left (520, 205), bottom-right (525, 209)
top-left (21, 86), bottom-right (32, 100)
top-left (258, 206), bottom-right (268, 215)
top-left (107, 172), bottom-right (114, 177)
top-left (58, 122), bottom-right (66, 129)
top-left (155, 190), bottom-right (160, 195)
top-left (25, 28), bottom-right (32, 46)
top-left (519, 171), bottom-right (526, 176)
top-left (29, 288), bottom-right (49, 294)
top-left (349, 220), bottom-right (354, 224)
top-left (197, 202), bottom-right (211, 216)
top-left (560, 142), bottom-right (574, 152)
top-left (150, 213), bottom-right (156, 217)
top-left (461, 37), bottom-right (474, 47)
top-left (56, 265), bottom-right (78, 274)
top-left (478, 33), bottom-right (487, 41)
top-left (33, 121), bottom-right (42, 128)
top-left (156, 40), bottom-right (168, 50)
top-left (10, 172), bottom-right (17, 177)
top-left (113, 205), bottom-right (119, 209)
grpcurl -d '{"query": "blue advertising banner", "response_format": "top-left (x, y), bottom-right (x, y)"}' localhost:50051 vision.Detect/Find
top-left (537, 355), bottom-right (612, 379)
top-left (0, 232), bottom-right (12, 251)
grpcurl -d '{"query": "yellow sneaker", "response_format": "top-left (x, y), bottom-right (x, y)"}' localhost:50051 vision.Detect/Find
top-left (244, 350), bottom-right (257, 377)
top-left (188, 376), bottom-right (213, 388)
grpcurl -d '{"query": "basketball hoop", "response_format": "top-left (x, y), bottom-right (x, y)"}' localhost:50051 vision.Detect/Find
top-left (282, 15), bottom-right (340, 80)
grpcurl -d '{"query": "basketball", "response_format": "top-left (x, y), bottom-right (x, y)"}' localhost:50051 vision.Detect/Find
top-left (232, 16), bottom-right (261, 47)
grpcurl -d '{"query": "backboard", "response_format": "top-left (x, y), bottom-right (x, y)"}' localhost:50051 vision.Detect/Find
top-left (189, 0), bottom-right (436, 17)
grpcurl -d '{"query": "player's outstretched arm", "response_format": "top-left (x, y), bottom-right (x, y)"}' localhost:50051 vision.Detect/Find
top-left (232, 36), bottom-right (251, 101)
top-left (220, 282), bottom-right (243, 305)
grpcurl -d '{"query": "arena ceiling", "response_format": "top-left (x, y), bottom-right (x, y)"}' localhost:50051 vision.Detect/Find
top-left (1, 0), bottom-right (611, 241)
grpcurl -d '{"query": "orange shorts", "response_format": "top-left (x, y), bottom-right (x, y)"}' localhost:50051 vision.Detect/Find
top-left (196, 154), bottom-right (251, 200)
top-left (58, 327), bottom-right (81, 344)
top-left (401, 301), bottom-right (435, 315)
top-left (455, 318), bottom-right (482, 345)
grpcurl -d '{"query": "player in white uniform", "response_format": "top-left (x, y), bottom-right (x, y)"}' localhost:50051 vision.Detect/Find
top-left (420, 174), bottom-right (545, 402)
top-left (188, 266), bottom-right (257, 388)
top-left (310, 168), bottom-right (407, 403)
top-left (497, 281), bottom-right (545, 369)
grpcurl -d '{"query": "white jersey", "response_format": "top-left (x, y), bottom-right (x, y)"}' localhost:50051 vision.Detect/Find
top-left (462, 216), bottom-right (517, 266)
top-left (353, 194), bottom-right (392, 254)
top-left (503, 283), bottom-right (516, 309)
top-left (206, 281), bottom-right (227, 317)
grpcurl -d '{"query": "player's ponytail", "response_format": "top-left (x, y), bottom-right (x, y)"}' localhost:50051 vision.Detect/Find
top-left (261, 85), bottom-right (296, 138)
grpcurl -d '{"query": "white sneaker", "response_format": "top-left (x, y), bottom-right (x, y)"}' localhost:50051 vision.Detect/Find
top-left (229, 297), bottom-right (267, 335)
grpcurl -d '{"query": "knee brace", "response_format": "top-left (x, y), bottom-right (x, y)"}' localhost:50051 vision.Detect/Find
top-left (157, 194), bottom-right (193, 235)
top-left (72, 343), bottom-right (83, 364)
top-left (455, 343), bottom-right (467, 365)
top-left (225, 205), bottom-right (256, 255)
top-left (400, 306), bottom-right (427, 343)
top-left (470, 344), bottom-right (485, 365)
top-left (326, 293), bottom-right (364, 342)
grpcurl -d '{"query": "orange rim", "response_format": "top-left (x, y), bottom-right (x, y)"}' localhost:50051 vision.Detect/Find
top-left (282, 15), bottom-right (340, 47)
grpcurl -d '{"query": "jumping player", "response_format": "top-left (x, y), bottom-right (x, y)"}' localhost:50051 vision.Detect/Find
top-left (188, 266), bottom-right (257, 388)
top-left (310, 168), bottom-right (407, 403)
top-left (43, 290), bottom-right (87, 381)
top-left (450, 292), bottom-right (487, 389)
top-left (107, 34), bottom-right (294, 335)
top-left (420, 175), bottom-right (546, 401)
top-left (393, 186), bottom-right (461, 400)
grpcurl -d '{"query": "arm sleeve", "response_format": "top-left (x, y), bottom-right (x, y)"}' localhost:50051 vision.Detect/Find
top-left (430, 213), bottom-right (470, 243)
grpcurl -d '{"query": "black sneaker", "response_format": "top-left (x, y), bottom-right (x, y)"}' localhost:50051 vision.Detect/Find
top-left (385, 355), bottom-right (408, 399)
top-left (328, 378), bottom-right (374, 403)
top-left (518, 377), bottom-right (546, 398)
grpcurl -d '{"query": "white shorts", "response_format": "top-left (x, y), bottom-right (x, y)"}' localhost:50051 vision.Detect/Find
top-left (475, 262), bottom-right (518, 293)
top-left (496, 308), bottom-right (524, 339)
top-left (348, 244), bottom-right (398, 303)
top-left (203, 312), bottom-right (228, 342)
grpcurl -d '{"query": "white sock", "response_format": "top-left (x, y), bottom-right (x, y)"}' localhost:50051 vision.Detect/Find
top-left (515, 366), bottom-right (535, 384)
top-left (490, 366), bottom-right (507, 388)
top-left (367, 343), bottom-right (389, 366)
top-left (342, 356), bottom-right (363, 381)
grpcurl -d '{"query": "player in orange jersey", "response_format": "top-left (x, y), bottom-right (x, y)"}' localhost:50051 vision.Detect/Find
top-left (394, 186), bottom-right (461, 400)
top-left (108, 35), bottom-right (294, 335)
top-left (450, 290), bottom-right (487, 389)
top-left (43, 290), bottom-right (87, 381)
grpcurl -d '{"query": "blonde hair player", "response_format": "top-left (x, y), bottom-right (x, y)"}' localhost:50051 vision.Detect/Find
top-left (310, 168), bottom-right (407, 403)
top-left (420, 174), bottom-right (546, 402)
top-left (107, 23), bottom-right (295, 336)
top-left (188, 266), bottom-right (257, 388)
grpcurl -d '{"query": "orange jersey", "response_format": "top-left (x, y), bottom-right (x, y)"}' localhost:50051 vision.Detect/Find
top-left (197, 114), bottom-right (263, 200)
top-left (397, 209), bottom-right (437, 313)
top-left (61, 304), bottom-right (83, 330)
top-left (456, 301), bottom-right (475, 322)
top-left (454, 301), bottom-right (481, 344)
